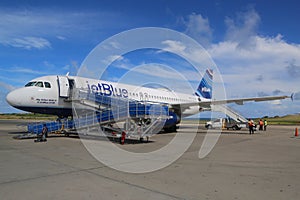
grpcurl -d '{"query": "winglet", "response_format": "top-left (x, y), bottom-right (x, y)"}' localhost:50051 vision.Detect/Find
top-left (291, 92), bottom-right (300, 101)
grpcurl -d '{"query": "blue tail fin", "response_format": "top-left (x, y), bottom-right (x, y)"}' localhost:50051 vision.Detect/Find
top-left (195, 69), bottom-right (213, 99)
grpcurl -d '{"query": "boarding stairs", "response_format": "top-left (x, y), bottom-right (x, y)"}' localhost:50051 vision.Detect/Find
top-left (211, 104), bottom-right (248, 123)
top-left (71, 89), bottom-right (169, 139)
top-left (25, 89), bottom-right (170, 141)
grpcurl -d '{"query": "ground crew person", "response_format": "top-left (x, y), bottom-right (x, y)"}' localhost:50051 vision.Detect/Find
top-left (259, 119), bottom-right (264, 131)
top-left (35, 124), bottom-right (48, 142)
top-left (264, 119), bottom-right (268, 131)
top-left (120, 131), bottom-right (126, 145)
top-left (248, 119), bottom-right (254, 135)
top-left (41, 124), bottom-right (48, 141)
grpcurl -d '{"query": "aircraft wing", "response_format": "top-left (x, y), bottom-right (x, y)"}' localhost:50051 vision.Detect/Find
top-left (172, 95), bottom-right (291, 110)
top-left (202, 95), bottom-right (290, 106)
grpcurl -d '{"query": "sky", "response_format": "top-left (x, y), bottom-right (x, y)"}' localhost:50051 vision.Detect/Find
top-left (1, 0), bottom-right (300, 118)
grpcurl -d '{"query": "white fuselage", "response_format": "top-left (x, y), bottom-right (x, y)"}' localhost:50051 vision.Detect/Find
top-left (6, 75), bottom-right (208, 117)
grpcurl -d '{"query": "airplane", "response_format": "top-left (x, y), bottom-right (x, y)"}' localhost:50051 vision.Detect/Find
top-left (6, 69), bottom-right (291, 132)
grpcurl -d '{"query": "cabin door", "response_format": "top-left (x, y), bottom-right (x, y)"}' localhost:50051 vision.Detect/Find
top-left (57, 76), bottom-right (70, 97)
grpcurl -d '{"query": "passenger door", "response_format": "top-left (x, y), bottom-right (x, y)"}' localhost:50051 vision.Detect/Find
top-left (57, 76), bottom-right (70, 97)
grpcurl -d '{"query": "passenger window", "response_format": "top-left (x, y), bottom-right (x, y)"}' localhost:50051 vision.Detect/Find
top-left (35, 81), bottom-right (44, 87)
top-left (25, 81), bottom-right (37, 87)
top-left (44, 82), bottom-right (51, 88)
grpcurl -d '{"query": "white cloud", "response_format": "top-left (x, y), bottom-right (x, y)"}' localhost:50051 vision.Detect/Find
top-left (0, 81), bottom-right (15, 91)
top-left (0, 66), bottom-right (48, 75)
top-left (194, 8), bottom-right (300, 117)
top-left (5, 36), bottom-right (51, 49)
top-left (63, 61), bottom-right (80, 76)
top-left (0, 81), bottom-right (19, 113)
top-left (210, 36), bottom-right (300, 66)
top-left (161, 40), bottom-right (186, 52)
top-left (108, 55), bottom-right (124, 64)
top-left (110, 56), bottom-right (202, 82)
top-left (224, 8), bottom-right (260, 49)
top-left (109, 41), bottom-right (122, 50)
top-left (161, 39), bottom-right (215, 68)
top-left (0, 9), bottom-right (55, 48)
top-left (181, 13), bottom-right (213, 47)
top-left (207, 7), bottom-right (300, 95)
top-left (133, 63), bottom-right (185, 79)
top-left (56, 36), bottom-right (66, 40)
top-left (0, 8), bottom-right (124, 49)
top-left (209, 35), bottom-right (300, 94)
top-left (116, 63), bottom-right (195, 93)
top-left (103, 55), bottom-right (133, 70)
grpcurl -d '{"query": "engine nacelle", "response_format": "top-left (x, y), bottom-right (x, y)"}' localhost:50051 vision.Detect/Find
top-left (163, 112), bottom-right (181, 132)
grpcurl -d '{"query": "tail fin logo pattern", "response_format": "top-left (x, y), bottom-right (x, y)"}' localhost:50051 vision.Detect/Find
top-left (195, 69), bottom-right (213, 99)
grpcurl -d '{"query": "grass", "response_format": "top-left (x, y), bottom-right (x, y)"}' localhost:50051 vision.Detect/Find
top-left (184, 115), bottom-right (300, 125)
top-left (1, 113), bottom-right (299, 125)
top-left (257, 114), bottom-right (300, 125)
top-left (0, 113), bottom-right (57, 120)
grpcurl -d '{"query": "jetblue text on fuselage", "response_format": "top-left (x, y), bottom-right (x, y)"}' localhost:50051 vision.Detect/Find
top-left (87, 82), bottom-right (128, 98)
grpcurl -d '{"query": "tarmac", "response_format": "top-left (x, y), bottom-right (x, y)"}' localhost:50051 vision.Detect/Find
top-left (0, 119), bottom-right (299, 200)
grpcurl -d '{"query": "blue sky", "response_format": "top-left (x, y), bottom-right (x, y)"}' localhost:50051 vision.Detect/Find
top-left (1, 0), bottom-right (300, 118)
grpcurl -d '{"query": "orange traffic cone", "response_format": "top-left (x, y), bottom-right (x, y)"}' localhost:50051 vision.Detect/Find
top-left (295, 128), bottom-right (298, 137)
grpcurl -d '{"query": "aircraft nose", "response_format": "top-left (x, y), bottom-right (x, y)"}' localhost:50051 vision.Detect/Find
top-left (6, 90), bottom-right (21, 107)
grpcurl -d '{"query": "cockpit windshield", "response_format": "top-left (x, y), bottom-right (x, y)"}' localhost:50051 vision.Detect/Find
top-left (24, 81), bottom-right (51, 88)
top-left (35, 81), bottom-right (44, 87)
top-left (25, 81), bottom-right (37, 87)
